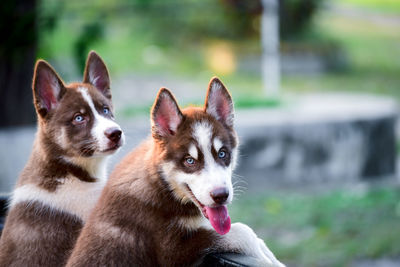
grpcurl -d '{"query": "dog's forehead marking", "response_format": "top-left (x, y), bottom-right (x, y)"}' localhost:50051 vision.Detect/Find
top-left (192, 121), bottom-right (226, 154)
top-left (192, 121), bottom-right (214, 167)
top-left (188, 143), bottom-right (198, 160)
top-left (213, 137), bottom-right (223, 152)
top-left (78, 87), bottom-right (99, 117)
top-left (192, 121), bottom-right (212, 152)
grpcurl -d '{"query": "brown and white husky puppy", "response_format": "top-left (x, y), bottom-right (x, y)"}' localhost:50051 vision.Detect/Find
top-left (0, 51), bottom-right (124, 266)
top-left (66, 77), bottom-right (284, 267)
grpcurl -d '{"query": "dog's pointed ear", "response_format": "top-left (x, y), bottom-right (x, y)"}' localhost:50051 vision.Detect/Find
top-left (32, 60), bottom-right (66, 118)
top-left (83, 50), bottom-right (111, 99)
top-left (151, 88), bottom-right (183, 139)
top-left (205, 77), bottom-right (234, 127)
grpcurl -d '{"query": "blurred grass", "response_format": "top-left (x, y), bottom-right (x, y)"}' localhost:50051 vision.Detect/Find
top-left (230, 185), bottom-right (400, 266)
top-left (339, 0), bottom-right (400, 14)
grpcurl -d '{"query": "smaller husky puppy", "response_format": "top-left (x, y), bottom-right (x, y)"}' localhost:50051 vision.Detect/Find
top-left (0, 51), bottom-right (124, 266)
top-left (67, 77), bottom-right (284, 267)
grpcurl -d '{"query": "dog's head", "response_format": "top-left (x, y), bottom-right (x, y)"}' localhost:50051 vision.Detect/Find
top-left (32, 51), bottom-right (124, 159)
top-left (153, 77), bottom-right (238, 235)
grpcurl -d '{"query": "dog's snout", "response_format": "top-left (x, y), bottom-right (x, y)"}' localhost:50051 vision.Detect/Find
top-left (210, 187), bottom-right (229, 205)
top-left (105, 128), bottom-right (122, 143)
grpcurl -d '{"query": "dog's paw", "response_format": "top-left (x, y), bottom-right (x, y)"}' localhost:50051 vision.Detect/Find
top-left (228, 223), bottom-right (285, 267)
top-left (257, 237), bottom-right (286, 267)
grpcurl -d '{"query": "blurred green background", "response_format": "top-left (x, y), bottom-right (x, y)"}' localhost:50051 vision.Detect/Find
top-left (36, 0), bottom-right (400, 102)
top-left (1, 0), bottom-right (400, 266)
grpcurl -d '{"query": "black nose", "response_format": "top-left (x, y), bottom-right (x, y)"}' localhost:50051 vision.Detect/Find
top-left (105, 128), bottom-right (122, 143)
top-left (210, 187), bottom-right (229, 205)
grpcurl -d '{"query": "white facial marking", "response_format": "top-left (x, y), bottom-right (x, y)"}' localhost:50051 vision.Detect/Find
top-left (10, 178), bottom-right (106, 222)
top-left (162, 121), bottom-right (234, 207)
top-left (193, 121), bottom-right (213, 155)
top-left (231, 139), bottom-right (239, 171)
top-left (213, 137), bottom-right (223, 152)
top-left (191, 122), bottom-right (234, 206)
top-left (55, 127), bottom-right (68, 150)
top-left (78, 87), bottom-right (124, 153)
top-left (188, 143), bottom-right (198, 159)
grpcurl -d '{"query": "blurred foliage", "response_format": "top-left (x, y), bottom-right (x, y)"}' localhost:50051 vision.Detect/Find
top-left (279, 0), bottom-right (323, 40)
top-left (124, 0), bottom-right (323, 42)
top-left (36, 0), bottom-right (62, 59)
top-left (74, 20), bottom-right (104, 73)
top-left (230, 186), bottom-right (400, 266)
top-left (38, 0), bottom-right (105, 72)
top-left (36, 0), bottom-right (400, 111)
top-left (37, 0), bottom-right (324, 74)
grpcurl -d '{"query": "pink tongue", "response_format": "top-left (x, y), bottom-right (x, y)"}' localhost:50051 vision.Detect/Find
top-left (205, 205), bottom-right (231, 235)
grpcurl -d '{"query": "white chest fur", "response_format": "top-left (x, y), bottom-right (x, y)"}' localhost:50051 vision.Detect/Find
top-left (10, 177), bottom-right (106, 222)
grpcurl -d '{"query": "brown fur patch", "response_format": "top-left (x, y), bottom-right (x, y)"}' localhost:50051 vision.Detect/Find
top-left (67, 105), bottom-right (239, 266)
top-left (0, 201), bottom-right (82, 267)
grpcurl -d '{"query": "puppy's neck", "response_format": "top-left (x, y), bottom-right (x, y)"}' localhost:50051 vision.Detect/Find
top-left (137, 139), bottom-right (201, 218)
top-left (63, 155), bottom-right (109, 181)
top-left (20, 129), bottom-right (108, 190)
top-left (38, 120), bottom-right (111, 180)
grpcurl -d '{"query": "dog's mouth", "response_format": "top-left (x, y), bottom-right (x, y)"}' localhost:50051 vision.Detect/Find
top-left (184, 184), bottom-right (208, 217)
top-left (102, 143), bottom-right (120, 153)
top-left (184, 184), bottom-right (231, 235)
top-left (100, 141), bottom-right (123, 154)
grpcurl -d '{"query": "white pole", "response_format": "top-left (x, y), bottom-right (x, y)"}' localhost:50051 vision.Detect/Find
top-left (261, 0), bottom-right (280, 98)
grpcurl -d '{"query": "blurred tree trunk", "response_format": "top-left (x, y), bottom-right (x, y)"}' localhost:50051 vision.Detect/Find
top-left (0, 0), bottom-right (37, 127)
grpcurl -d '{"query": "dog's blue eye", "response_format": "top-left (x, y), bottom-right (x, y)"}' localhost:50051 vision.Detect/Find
top-left (186, 157), bottom-right (195, 165)
top-left (74, 115), bottom-right (84, 122)
top-left (103, 107), bottom-right (110, 114)
top-left (218, 150), bottom-right (226, 159)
